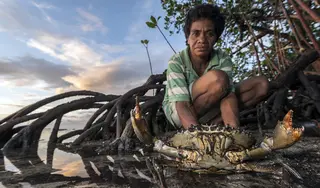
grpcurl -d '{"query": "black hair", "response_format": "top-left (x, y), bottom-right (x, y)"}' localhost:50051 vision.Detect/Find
top-left (183, 4), bottom-right (225, 41)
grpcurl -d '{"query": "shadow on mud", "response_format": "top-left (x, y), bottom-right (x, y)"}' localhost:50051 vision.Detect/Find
top-left (0, 135), bottom-right (319, 188)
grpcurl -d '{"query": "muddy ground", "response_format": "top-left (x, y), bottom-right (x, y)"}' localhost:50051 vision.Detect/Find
top-left (0, 129), bottom-right (319, 188)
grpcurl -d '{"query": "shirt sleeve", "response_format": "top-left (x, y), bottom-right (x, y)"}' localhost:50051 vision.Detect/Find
top-left (219, 54), bottom-right (235, 93)
top-left (165, 57), bottom-right (191, 102)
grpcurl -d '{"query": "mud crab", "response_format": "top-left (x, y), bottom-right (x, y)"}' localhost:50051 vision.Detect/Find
top-left (130, 97), bottom-right (304, 174)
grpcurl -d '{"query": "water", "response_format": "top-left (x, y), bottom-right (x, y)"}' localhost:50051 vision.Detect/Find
top-left (0, 128), bottom-right (320, 187)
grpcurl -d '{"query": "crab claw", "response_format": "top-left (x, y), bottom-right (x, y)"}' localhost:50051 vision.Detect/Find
top-left (272, 110), bottom-right (304, 150)
top-left (130, 96), bottom-right (153, 145)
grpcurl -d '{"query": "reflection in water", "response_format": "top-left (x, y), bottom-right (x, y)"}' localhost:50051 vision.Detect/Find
top-left (0, 128), bottom-right (319, 187)
top-left (0, 129), bottom-right (155, 187)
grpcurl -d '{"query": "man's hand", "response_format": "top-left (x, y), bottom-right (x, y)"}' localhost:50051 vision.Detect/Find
top-left (175, 101), bottom-right (199, 129)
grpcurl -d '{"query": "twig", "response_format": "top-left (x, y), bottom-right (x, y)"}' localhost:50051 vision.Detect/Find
top-left (156, 25), bottom-right (176, 54)
top-left (273, 20), bottom-right (284, 72)
top-left (241, 14), bottom-right (281, 74)
top-left (257, 103), bottom-right (263, 138)
top-left (48, 115), bottom-right (63, 144)
top-left (231, 32), bottom-right (267, 56)
top-left (293, 0), bottom-right (320, 22)
top-left (288, 0), bottom-right (320, 54)
top-left (252, 42), bottom-right (262, 75)
top-left (279, 0), bottom-right (304, 52)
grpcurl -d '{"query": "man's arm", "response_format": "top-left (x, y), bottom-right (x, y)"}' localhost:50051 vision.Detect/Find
top-left (175, 101), bottom-right (199, 129)
top-left (219, 51), bottom-right (239, 127)
top-left (165, 55), bottom-right (198, 129)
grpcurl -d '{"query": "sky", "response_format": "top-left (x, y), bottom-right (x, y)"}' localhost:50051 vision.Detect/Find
top-left (0, 0), bottom-right (187, 124)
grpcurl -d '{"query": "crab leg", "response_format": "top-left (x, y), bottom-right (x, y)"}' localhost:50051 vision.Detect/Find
top-left (225, 146), bottom-right (271, 163)
top-left (235, 163), bottom-right (279, 173)
top-left (153, 140), bottom-right (203, 162)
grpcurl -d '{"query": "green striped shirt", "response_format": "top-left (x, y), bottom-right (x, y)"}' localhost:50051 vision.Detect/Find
top-left (162, 47), bottom-right (234, 122)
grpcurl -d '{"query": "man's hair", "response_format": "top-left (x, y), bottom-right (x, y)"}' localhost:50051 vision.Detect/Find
top-left (183, 4), bottom-right (225, 41)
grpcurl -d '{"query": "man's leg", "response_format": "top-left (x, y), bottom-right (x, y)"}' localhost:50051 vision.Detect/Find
top-left (235, 76), bottom-right (269, 108)
top-left (191, 70), bottom-right (239, 127)
top-left (209, 76), bottom-right (270, 125)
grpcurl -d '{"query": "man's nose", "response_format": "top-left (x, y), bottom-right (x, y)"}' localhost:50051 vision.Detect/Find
top-left (198, 32), bottom-right (206, 43)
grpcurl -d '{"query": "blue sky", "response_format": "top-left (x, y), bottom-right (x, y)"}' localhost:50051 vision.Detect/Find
top-left (0, 0), bottom-right (187, 121)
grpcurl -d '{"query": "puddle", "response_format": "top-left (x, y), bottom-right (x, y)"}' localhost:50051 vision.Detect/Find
top-left (0, 128), bottom-right (320, 187)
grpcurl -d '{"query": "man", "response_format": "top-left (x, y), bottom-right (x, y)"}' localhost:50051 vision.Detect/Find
top-left (162, 4), bottom-right (269, 129)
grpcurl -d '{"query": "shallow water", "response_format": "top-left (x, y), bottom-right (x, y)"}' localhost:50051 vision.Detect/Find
top-left (0, 128), bottom-right (320, 188)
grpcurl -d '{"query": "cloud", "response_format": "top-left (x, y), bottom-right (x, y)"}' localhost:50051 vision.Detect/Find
top-left (0, 0), bottom-right (173, 96)
top-left (31, 1), bottom-right (56, 10)
top-left (27, 32), bottom-right (104, 68)
top-left (0, 0), bottom-right (60, 34)
top-left (31, 1), bottom-right (56, 23)
top-left (0, 0), bottom-right (35, 33)
top-left (0, 56), bottom-right (75, 89)
top-left (76, 8), bottom-right (107, 34)
top-left (23, 31), bottom-right (170, 95)
top-left (61, 58), bottom-right (151, 94)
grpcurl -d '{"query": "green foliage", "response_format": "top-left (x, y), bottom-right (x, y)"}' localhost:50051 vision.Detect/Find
top-left (141, 39), bottom-right (149, 46)
top-left (145, 14), bottom-right (177, 54)
top-left (158, 0), bottom-right (320, 81)
top-left (146, 21), bottom-right (156, 28)
top-left (146, 16), bottom-right (161, 28)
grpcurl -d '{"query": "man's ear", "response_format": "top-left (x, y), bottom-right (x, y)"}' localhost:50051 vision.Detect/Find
top-left (186, 37), bottom-right (190, 46)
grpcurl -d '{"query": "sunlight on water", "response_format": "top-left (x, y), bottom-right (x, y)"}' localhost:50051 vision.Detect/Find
top-left (51, 150), bottom-right (88, 178)
top-left (3, 156), bottom-right (21, 174)
top-left (36, 128), bottom-right (89, 178)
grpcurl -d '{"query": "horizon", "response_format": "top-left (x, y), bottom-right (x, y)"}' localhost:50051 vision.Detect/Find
top-left (0, 0), bottom-right (187, 125)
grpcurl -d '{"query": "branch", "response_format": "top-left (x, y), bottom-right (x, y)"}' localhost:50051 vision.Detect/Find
top-left (254, 14), bottom-right (315, 22)
top-left (293, 0), bottom-right (320, 22)
top-left (288, 0), bottom-right (320, 54)
top-left (0, 113), bottom-right (44, 135)
top-left (57, 130), bottom-right (83, 143)
top-left (252, 43), bottom-right (262, 75)
top-left (231, 32), bottom-right (268, 55)
top-left (279, 0), bottom-right (304, 52)
top-left (270, 49), bottom-right (320, 89)
top-left (0, 90), bottom-right (114, 125)
top-left (242, 14), bottom-right (281, 73)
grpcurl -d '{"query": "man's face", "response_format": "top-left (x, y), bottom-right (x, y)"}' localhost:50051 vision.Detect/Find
top-left (187, 19), bottom-right (217, 58)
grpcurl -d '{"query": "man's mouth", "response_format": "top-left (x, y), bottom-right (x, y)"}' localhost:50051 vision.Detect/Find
top-left (196, 47), bottom-right (208, 51)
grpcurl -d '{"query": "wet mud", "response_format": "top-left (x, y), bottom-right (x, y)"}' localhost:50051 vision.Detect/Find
top-left (0, 129), bottom-right (319, 188)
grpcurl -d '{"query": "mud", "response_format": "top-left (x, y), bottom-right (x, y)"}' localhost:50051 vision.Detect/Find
top-left (0, 129), bottom-right (319, 188)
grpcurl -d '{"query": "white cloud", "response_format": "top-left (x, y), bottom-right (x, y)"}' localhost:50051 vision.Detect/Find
top-left (31, 0), bottom-right (56, 23)
top-left (76, 8), bottom-right (107, 34)
top-left (61, 58), bottom-right (150, 94)
top-left (31, 1), bottom-right (56, 10)
top-left (27, 32), bottom-right (104, 68)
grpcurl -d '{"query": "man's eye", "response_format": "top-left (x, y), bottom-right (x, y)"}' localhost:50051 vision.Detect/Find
top-left (207, 31), bottom-right (215, 37)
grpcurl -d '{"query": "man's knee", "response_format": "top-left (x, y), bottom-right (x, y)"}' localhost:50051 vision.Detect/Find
top-left (205, 70), bottom-right (230, 96)
top-left (255, 76), bottom-right (269, 97)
